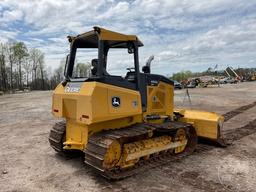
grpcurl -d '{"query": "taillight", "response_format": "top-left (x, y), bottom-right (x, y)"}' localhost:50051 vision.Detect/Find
top-left (82, 115), bottom-right (89, 119)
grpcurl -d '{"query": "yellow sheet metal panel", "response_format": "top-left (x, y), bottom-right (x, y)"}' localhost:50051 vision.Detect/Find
top-left (99, 27), bottom-right (138, 41)
top-left (107, 87), bottom-right (141, 114)
top-left (52, 81), bottom-right (142, 124)
top-left (52, 82), bottom-right (93, 124)
top-left (90, 82), bottom-right (142, 123)
top-left (144, 82), bottom-right (174, 119)
top-left (63, 99), bottom-right (77, 119)
top-left (52, 90), bottom-right (63, 117)
top-left (70, 27), bottom-right (143, 45)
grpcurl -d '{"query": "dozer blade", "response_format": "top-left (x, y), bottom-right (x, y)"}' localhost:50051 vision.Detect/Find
top-left (174, 108), bottom-right (226, 147)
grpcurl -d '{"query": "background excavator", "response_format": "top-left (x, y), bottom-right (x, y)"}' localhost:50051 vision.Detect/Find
top-left (49, 27), bottom-right (225, 179)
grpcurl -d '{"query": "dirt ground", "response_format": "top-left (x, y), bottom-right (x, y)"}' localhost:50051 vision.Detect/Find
top-left (0, 82), bottom-right (256, 192)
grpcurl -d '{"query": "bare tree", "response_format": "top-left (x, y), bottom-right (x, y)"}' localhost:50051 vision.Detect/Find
top-left (23, 57), bottom-right (32, 87)
top-left (13, 42), bottom-right (28, 89)
top-left (6, 43), bottom-right (16, 91)
top-left (0, 41), bottom-right (52, 92)
top-left (0, 44), bottom-right (7, 91)
top-left (38, 53), bottom-right (45, 89)
top-left (73, 62), bottom-right (90, 78)
top-left (29, 48), bottom-right (44, 89)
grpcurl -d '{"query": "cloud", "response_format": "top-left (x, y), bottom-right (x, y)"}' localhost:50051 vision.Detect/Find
top-left (96, 2), bottom-right (130, 19)
top-left (154, 15), bottom-right (256, 73)
top-left (0, 9), bottom-right (23, 22)
top-left (0, 0), bottom-right (255, 75)
top-left (0, 30), bottom-right (19, 42)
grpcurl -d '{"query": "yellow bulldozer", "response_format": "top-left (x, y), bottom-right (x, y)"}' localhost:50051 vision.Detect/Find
top-left (49, 27), bottom-right (225, 179)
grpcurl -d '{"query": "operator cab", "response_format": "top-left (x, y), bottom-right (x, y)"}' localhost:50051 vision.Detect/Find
top-left (64, 27), bottom-right (173, 108)
top-left (64, 27), bottom-right (143, 90)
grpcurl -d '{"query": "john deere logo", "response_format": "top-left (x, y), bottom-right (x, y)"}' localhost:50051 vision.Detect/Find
top-left (112, 97), bottom-right (120, 107)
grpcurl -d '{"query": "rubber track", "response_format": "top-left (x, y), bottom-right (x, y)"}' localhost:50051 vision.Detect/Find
top-left (84, 122), bottom-right (197, 180)
top-left (49, 121), bottom-right (66, 153)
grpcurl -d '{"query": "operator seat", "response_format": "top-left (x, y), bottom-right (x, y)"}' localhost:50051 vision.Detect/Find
top-left (91, 59), bottom-right (98, 76)
top-left (91, 58), bottom-right (109, 76)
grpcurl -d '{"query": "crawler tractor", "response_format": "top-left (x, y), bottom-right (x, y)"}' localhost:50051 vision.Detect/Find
top-left (49, 27), bottom-right (225, 179)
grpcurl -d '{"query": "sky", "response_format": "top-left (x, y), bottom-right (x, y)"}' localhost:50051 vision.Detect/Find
top-left (0, 0), bottom-right (256, 76)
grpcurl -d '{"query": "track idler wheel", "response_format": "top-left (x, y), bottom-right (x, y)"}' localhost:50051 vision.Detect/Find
top-left (103, 140), bottom-right (122, 169)
top-left (174, 128), bottom-right (187, 153)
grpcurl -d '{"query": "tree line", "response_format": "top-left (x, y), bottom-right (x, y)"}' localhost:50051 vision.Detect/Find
top-left (170, 67), bottom-right (256, 82)
top-left (0, 41), bottom-right (52, 92)
top-left (0, 41), bottom-right (90, 93)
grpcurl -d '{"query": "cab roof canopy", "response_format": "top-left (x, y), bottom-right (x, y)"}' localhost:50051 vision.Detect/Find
top-left (68, 26), bottom-right (143, 48)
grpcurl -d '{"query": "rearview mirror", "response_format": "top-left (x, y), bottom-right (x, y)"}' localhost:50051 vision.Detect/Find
top-left (128, 46), bottom-right (134, 54)
top-left (127, 42), bottom-right (134, 54)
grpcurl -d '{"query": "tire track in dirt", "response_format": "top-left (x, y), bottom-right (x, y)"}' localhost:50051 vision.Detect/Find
top-left (197, 101), bottom-right (256, 153)
top-left (224, 118), bottom-right (256, 143)
top-left (185, 105), bottom-right (256, 191)
top-left (163, 104), bottom-right (256, 192)
top-left (223, 101), bottom-right (256, 122)
top-left (197, 118), bottom-right (256, 154)
top-left (162, 118), bottom-right (256, 192)
top-left (161, 168), bottom-right (242, 192)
